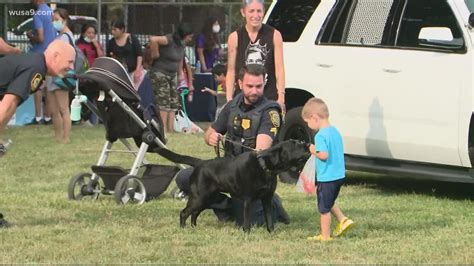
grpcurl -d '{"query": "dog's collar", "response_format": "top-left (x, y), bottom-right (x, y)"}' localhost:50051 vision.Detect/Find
top-left (257, 155), bottom-right (272, 175)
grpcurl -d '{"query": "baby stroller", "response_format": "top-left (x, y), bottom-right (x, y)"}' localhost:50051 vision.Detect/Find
top-left (67, 57), bottom-right (185, 205)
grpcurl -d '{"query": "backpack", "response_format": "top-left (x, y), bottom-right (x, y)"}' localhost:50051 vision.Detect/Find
top-left (64, 33), bottom-right (89, 73)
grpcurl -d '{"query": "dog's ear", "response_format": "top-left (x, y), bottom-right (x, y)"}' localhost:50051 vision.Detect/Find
top-left (259, 146), bottom-right (282, 169)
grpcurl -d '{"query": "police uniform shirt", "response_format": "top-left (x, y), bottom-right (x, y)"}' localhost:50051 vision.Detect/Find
top-left (212, 96), bottom-right (281, 139)
top-left (0, 53), bottom-right (46, 104)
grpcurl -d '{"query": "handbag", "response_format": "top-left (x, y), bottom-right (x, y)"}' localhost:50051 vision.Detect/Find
top-left (173, 109), bottom-right (204, 134)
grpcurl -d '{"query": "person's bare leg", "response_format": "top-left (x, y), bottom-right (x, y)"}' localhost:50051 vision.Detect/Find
top-left (43, 88), bottom-right (52, 123)
top-left (320, 212), bottom-right (331, 240)
top-left (34, 90), bottom-right (42, 122)
top-left (48, 90), bottom-right (62, 142)
top-left (160, 110), bottom-right (169, 132)
top-left (168, 111), bottom-right (175, 133)
top-left (331, 205), bottom-right (347, 223)
top-left (55, 90), bottom-right (71, 143)
top-left (0, 94), bottom-right (20, 137)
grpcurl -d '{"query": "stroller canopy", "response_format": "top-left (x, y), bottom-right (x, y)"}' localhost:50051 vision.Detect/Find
top-left (79, 57), bottom-right (139, 101)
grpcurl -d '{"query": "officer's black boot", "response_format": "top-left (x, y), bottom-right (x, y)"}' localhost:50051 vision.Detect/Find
top-left (0, 213), bottom-right (10, 228)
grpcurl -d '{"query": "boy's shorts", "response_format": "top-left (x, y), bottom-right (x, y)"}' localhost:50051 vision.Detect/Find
top-left (316, 178), bottom-right (345, 214)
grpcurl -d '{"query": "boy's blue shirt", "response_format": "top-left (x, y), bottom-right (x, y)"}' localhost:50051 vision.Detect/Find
top-left (314, 125), bottom-right (345, 182)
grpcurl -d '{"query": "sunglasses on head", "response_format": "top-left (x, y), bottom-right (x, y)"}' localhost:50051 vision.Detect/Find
top-left (244, 0), bottom-right (264, 5)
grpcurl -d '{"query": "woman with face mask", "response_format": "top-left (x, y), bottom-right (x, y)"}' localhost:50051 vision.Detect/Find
top-left (195, 17), bottom-right (222, 73)
top-left (76, 23), bottom-right (104, 66)
top-left (148, 23), bottom-right (194, 133)
top-left (47, 8), bottom-right (74, 144)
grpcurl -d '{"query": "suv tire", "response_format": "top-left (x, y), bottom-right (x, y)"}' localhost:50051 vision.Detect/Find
top-left (278, 106), bottom-right (314, 183)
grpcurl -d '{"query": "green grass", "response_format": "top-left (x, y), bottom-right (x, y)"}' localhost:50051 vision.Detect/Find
top-left (1, 124), bottom-right (473, 263)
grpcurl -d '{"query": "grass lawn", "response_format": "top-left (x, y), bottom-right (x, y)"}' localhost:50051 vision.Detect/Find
top-left (1, 124), bottom-right (473, 263)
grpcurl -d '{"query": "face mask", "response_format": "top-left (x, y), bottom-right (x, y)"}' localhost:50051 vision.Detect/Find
top-left (83, 36), bottom-right (92, 43)
top-left (53, 20), bottom-right (64, 32)
top-left (212, 24), bottom-right (220, 33)
top-left (181, 39), bottom-right (186, 46)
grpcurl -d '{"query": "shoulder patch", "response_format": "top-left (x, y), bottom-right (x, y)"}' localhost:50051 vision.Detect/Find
top-left (30, 73), bottom-right (43, 93)
top-left (269, 110), bottom-right (281, 128)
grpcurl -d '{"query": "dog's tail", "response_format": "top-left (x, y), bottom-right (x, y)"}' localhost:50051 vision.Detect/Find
top-left (154, 147), bottom-right (203, 167)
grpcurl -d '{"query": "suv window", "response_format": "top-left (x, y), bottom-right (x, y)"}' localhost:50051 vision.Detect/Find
top-left (396, 0), bottom-right (465, 51)
top-left (318, 0), bottom-right (398, 46)
top-left (465, 0), bottom-right (474, 12)
top-left (266, 0), bottom-right (320, 42)
top-left (345, 0), bottom-right (395, 45)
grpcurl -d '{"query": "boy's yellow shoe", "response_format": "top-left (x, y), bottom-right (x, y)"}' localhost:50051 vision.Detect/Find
top-left (332, 218), bottom-right (354, 237)
top-left (307, 234), bottom-right (333, 241)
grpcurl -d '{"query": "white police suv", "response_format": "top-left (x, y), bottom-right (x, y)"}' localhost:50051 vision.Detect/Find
top-left (266, 0), bottom-right (474, 183)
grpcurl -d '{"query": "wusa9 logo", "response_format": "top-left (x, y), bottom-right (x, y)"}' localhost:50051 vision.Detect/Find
top-left (9, 9), bottom-right (53, 16)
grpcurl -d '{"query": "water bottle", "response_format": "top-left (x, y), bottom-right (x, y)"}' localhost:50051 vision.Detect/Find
top-left (195, 60), bottom-right (201, 74)
top-left (70, 95), bottom-right (88, 122)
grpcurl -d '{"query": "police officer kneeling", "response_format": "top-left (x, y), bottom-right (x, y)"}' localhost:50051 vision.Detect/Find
top-left (175, 64), bottom-right (290, 226)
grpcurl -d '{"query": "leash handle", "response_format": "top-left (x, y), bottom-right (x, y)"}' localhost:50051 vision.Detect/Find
top-left (214, 138), bottom-right (225, 158)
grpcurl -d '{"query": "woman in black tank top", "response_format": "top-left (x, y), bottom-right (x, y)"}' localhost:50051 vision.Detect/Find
top-left (225, 0), bottom-right (286, 111)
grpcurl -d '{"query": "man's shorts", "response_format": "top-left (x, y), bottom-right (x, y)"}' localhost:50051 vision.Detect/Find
top-left (150, 71), bottom-right (179, 112)
top-left (316, 178), bottom-right (345, 214)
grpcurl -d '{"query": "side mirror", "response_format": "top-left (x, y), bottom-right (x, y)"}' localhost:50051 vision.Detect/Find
top-left (418, 27), bottom-right (463, 49)
top-left (419, 27), bottom-right (453, 42)
top-left (469, 13), bottom-right (474, 28)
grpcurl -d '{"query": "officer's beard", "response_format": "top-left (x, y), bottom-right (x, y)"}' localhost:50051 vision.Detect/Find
top-left (244, 94), bottom-right (260, 105)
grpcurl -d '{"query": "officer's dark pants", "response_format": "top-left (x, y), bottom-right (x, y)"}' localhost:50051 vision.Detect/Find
top-left (175, 168), bottom-right (290, 226)
top-left (175, 168), bottom-right (234, 221)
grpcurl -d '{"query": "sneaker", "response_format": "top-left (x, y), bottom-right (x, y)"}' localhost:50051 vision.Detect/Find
top-left (174, 190), bottom-right (188, 202)
top-left (332, 218), bottom-right (354, 237)
top-left (25, 118), bottom-right (39, 126)
top-left (0, 144), bottom-right (6, 157)
top-left (307, 234), bottom-right (332, 241)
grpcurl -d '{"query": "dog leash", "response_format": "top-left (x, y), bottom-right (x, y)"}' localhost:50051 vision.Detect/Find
top-left (214, 137), bottom-right (257, 158)
top-left (214, 137), bottom-right (272, 174)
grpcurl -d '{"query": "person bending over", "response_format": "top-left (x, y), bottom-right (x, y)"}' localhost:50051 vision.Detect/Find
top-left (0, 40), bottom-right (75, 154)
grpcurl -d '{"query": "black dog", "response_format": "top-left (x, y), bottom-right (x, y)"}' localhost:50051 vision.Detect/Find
top-left (156, 139), bottom-right (310, 232)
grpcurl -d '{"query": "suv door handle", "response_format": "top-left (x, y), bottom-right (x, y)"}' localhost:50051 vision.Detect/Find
top-left (316, 63), bottom-right (333, 68)
top-left (383, 68), bottom-right (401, 74)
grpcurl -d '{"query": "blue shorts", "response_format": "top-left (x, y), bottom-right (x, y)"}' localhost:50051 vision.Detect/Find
top-left (316, 178), bottom-right (344, 214)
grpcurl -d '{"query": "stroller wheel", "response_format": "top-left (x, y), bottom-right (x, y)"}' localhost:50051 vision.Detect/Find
top-left (114, 175), bottom-right (147, 205)
top-left (68, 173), bottom-right (102, 201)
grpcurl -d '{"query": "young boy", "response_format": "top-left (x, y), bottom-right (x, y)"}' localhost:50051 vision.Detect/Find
top-left (302, 97), bottom-right (354, 241)
top-left (201, 64), bottom-right (227, 118)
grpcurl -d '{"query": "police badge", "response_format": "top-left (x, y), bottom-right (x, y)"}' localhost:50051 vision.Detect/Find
top-left (241, 119), bottom-right (251, 130)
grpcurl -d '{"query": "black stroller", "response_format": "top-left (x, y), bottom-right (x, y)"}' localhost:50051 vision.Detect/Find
top-left (67, 57), bottom-right (185, 204)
